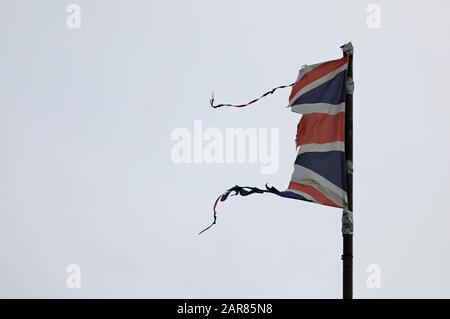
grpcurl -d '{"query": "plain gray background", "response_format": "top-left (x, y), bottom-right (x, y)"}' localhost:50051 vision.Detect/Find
top-left (1, 0), bottom-right (449, 298)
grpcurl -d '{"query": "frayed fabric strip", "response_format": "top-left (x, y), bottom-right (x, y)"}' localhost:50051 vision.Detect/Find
top-left (198, 184), bottom-right (281, 235)
top-left (210, 82), bottom-right (295, 109)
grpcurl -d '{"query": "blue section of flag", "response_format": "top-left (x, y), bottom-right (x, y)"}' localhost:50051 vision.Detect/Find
top-left (294, 151), bottom-right (347, 190)
top-left (277, 190), bottom-right (313, 202)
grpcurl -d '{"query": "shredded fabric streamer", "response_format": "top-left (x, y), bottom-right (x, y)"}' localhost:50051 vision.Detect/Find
top-left (200, 81), bottom-right (297, 235)
top-left (210, 82), bottom-right (295, 109)
top-left (198, 184), bottom-right (281, 235)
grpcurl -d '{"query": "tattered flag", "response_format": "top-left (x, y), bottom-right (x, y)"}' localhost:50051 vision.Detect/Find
top-left (200, 55), bottom-right (349, 234)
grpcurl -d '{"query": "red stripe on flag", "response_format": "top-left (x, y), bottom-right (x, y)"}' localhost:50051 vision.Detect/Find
top-left (289, 56), bottom-right (348, 101)
top-left (296, 112), bottom-right (345, 146)
top-left (288, 181), bottom-right (340, 207)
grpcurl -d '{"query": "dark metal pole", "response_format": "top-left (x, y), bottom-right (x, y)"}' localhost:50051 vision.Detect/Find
top-left (341, 42), bottom-right (354, 299)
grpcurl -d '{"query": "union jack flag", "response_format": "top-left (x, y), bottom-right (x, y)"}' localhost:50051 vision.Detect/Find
top-left (200, 54), bottom-right (350, 234)
top-left (279, 56), bottom-right (349, 208)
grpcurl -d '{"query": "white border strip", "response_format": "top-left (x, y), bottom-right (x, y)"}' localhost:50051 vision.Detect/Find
top-left (291, 102), bottom-right (345, 115)
top-left (297, 141), bottom-right (345, 154)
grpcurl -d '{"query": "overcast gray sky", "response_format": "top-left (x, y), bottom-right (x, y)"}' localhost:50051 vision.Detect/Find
top-left (1, 0), bottom-right (449, 298)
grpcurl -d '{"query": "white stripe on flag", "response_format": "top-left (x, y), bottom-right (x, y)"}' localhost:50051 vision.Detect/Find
top-left (291, 102), bottom-right (345, 115)
top-left (297, 141), bottom-right (345, 154)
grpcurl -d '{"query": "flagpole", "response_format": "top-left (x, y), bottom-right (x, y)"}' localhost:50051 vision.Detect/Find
top-left (341, 42), bottom-right (354, 299)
